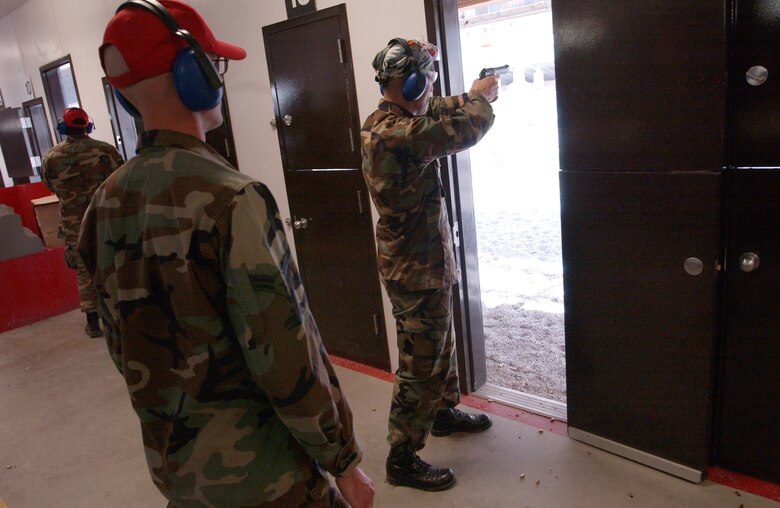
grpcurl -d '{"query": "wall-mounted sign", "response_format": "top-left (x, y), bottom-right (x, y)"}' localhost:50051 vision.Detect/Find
top-left (286, 0), bottom-right (316, 19)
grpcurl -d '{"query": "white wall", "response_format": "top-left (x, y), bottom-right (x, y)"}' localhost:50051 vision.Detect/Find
top-left (0, 0), bottom-right (431, 371)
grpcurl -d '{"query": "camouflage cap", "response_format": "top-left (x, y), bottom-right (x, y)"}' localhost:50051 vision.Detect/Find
top-left (372, 38), bottom-right (439, 84)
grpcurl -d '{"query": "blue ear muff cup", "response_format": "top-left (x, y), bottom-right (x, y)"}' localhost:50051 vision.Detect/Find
top-left (173, 48), bottom-right (223, 111)
top-left (57, 119), bottom-right (95, 134)
top-left (116, 91), bottom-right (141, 118)
top-left (402, 70), bottom-right (428, 101)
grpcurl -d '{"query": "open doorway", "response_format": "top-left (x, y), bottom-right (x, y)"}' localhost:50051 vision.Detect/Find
top-left (458, 0), bottom-right (565, 413)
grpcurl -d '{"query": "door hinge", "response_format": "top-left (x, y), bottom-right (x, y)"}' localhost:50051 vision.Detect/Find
top-left (357, 189), bottom-right (364, 214)
top-left (372, 313), bottom-right (380, 335)
top-left (452, 221), bottom-right (460, 248)
top-left (224, 139), bottom-right (231, 158)
top-left (337, 38), bottom-right (345, 64)
top-left (348, 127), bottom-right (356, 152)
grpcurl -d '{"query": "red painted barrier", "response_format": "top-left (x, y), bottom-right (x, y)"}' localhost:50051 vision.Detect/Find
top-left (0, 182), bottom-right (53, 236)
top-left (0, 246), bottom-right (80, 333)
top-left (0, 182), bottom-right (80, 333)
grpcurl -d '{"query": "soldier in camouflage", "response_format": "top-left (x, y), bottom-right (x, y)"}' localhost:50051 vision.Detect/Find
top-left (360, 38), bottom-right (500, 492)
top-left (42, 106), bottom-right (124, 338)
top-left (77, 1), bottom-right (374, 507)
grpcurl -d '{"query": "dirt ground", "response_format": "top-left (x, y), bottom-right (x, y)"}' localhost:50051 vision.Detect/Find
top-left (475, 207), bottom-right (566, 403)
top-left (462, 9), bottom-right (566, 403)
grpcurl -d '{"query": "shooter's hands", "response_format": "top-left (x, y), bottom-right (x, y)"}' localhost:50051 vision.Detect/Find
top-left (469, 76), bottom-right (499, 103)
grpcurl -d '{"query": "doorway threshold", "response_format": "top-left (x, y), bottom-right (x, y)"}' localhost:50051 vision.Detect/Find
top-left (473, 383), bottom-right (567, 422)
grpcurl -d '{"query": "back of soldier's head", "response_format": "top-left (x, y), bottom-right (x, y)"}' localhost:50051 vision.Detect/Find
top-left (58, 107), bottom-right (92, 137)
top-left (372, 38), bottom-right (439, 102)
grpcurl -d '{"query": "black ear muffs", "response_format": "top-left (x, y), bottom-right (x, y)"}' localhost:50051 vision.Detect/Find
top-left (116, 0), bottom-right (223, 112)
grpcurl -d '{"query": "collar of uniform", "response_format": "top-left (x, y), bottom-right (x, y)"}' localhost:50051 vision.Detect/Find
top-left (139, 129), bottom-right (213, 153)
top-left (378, 100), bottom-right (414, 117)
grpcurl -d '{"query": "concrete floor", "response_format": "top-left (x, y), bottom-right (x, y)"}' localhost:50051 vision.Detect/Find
top-left (1, 310), bottom-right (779, 508)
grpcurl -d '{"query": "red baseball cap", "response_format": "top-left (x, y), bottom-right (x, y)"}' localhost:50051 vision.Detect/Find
top-left (100, 0), bottom-right (246, 88)
top-left (62, 107), bottom-right (90, 127)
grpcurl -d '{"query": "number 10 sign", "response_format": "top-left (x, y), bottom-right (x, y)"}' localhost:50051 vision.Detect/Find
top-left (286, 0), bottom-right (316, 19)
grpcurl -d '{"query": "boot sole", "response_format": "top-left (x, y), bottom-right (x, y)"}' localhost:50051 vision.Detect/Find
top-left (431, 419), bottom-right (493, 437)
top-left (386, 474), bottom-right (456, 492)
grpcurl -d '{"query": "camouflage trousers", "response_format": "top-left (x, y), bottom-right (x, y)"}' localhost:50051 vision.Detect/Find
top-left (64, 241), bottom-right (98, 313)
top-left (385, 284), bottom-right (460, 451)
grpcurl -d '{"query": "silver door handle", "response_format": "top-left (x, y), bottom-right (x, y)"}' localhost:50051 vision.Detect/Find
top-left (283, 114), bottom-right (292, 126)
top-left (293, 217), bottom-right (311, 230)
top-left (739, 252), bottom-right (760, 272)
top-left (684, 257), bottom-right (703, 276)
top-left (746, 66), bottom-right (768, 86)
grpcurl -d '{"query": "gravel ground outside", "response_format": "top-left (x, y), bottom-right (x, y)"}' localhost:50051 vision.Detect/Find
top-left (462, 9), bottom-right (567, 403)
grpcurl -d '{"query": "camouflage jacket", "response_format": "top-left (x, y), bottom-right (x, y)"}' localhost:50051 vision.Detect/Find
top-left (78, 130), bottom-right (361, 507)
top-left (41, 135), bottom-right (123, 245)
top-left (360, 94), bottom-right (495, 291)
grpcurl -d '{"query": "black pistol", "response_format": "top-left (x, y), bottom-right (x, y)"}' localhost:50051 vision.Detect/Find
top-left (479, 64), bottom-right (510, 79)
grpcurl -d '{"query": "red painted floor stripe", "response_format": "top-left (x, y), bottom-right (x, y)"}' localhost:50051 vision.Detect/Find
top-left (707, 467), bottom-right (780, 502)
top-left (331, 355), bottom-right (566, 436)
top-left (331, 355), bottom-right (780, 502)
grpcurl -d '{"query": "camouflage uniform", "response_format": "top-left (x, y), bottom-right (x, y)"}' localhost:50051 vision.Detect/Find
top-left (42, 135), bottom-right (123, 313)
top-left (78, 130), bottom-right (361, 507)
top-left (361, 94), bottom-right (495, 452)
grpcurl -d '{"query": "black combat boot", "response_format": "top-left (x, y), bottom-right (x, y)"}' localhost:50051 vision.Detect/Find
top-left (85, 312), bottom-right (102, 338)
top-left (386, 447), bottom-right (455, 491)
top-left (431, 407), bottom-right (492, 437)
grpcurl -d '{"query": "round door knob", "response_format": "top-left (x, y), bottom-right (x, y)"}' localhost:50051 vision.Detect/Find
top-left (293, 217), bottom-right (311, 230)
top-left (684, 257), bottom-right (704, 276)
top-left (739, 252), bottom-right (760, 272)
top-left (746, 66), bottom-right (768, 86)
top-left (283, 114), bottom-right (293, 126)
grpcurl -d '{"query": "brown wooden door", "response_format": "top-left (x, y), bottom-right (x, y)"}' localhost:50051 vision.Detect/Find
top-left (717, 171), bottom-right (780, 484)
top-left (22, 98), bottom-right (53, 174)
top-left (552, 0), bottom-right (727, 480)
top-left (560, 171), bottom-right (721, 478)
top-left (714, 1), bottom-right (780, 484)
top-left (263, 5), bottom-right (389, 370)
top-left (0, 108), bottom-right (35, 181)
top-left (730, 1), bottom-right (780, 167)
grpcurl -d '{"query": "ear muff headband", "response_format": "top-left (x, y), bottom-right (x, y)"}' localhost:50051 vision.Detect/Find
top-left (390, 38), bottom-right (428, 102)
top-left (115, 0), bottom-right (223, 112)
